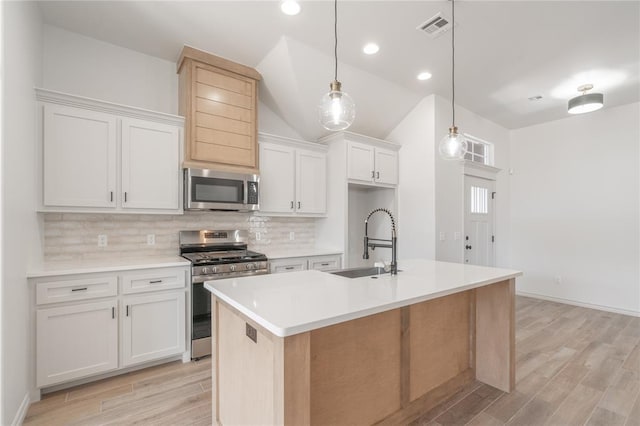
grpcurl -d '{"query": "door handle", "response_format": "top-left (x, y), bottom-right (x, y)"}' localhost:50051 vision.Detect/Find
top-left (465, 245), bottom-right (472, 250)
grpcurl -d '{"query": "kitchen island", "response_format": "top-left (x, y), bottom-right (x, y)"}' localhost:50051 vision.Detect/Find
top-left (205, 259), bottom-right (522, 425)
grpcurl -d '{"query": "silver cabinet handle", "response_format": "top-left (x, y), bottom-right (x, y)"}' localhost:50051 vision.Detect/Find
top-left (376, 171), bottom-right (380, 179)
top-left (298, 201), bottom-right (301, 209)
top-left (290, 201), bottom-right (294, 209)
top-left (285, 266), bottom-right (295, 270)
top-left (126, 305), bottom-right (129, 317)
top-left (112, 307), bottom-right (115, 319)
top-left (149, 280), bottom-right (162, 284)
top-left (371, 170), bottom-right (375, 178)
top-left (71, 287), bottom-right (88, 292)
top-left (110, 191), bottom-right (113, 202)
top-left (124, 192), bottom-right (128, 202)
top-left (321, 263), bottom-right (330, 266)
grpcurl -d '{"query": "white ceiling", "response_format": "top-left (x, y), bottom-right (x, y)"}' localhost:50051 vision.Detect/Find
top-left (38, 1), bottom-right (640, 141)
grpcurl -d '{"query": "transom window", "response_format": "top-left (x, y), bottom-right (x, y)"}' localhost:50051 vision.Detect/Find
top-left (464, 134), bottom-right (494, 166)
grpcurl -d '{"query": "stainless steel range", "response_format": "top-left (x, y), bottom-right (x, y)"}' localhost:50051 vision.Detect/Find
top-left (179, 230), bottom-right (268, 359)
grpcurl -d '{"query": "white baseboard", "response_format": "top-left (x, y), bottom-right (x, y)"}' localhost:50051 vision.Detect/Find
top-left (11, 393), bottom-right (30, 426)
top-left (517, 291), bottom-right (640, 317)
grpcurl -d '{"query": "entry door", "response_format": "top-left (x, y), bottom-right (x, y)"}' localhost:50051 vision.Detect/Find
top-left (464, 175), bottom-right (495, 266)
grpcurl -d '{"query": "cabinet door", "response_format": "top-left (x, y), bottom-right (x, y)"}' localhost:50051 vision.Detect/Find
top-left (121, 118), bottom-right (181, 210)
top-left (347, 141), bottom-right (375, 183)
top-left (269, 258), bottom-right (307, 273)
top-left (308, 254), bottom-right (342, 271)
top-left (296, 149), bottom-right (327, 214)
top-left (37, 300), bottom-right (118, 387)
top-left (259, 143), bottom-right (295, 213)
top-left (121, 291), bottom-right (186, 367)
top-left (374, 148), bottom-right (398, 185)
top-left (43, 104), bottom-right (117, 208)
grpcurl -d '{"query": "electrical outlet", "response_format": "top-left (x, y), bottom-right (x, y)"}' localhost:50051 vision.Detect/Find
top-left (454, 232), bottom-right (461, 240)
top-left (439, 232), bottom-right (446, 241)
top-left (146, 234), bottom-right (155, 245)
top-left (246, 323), bottom-right (257, 343)
top-left (98, 234), bottom-right (108, 247)
top-left (255, 232), bottom-right (261, 241)
top-left (289, 231), bottom-right (295, 241)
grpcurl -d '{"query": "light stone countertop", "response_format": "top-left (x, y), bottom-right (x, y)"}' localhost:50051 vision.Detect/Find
top-left (27, 256), bottom-right (191, 278)
top-left (205, 259), bottom-right (522, 337)
top-left (262, 248), bottom-right (343, 260)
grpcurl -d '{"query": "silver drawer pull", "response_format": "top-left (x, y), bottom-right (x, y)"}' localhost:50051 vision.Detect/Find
top-left (320, 263), bottom-right (330, 266)
top-left (284, 266), bottom-right (295, 270)
top-left (149, 280), bottom-right (163, 284)
top-left (71, 287), bottom-right (88, 292)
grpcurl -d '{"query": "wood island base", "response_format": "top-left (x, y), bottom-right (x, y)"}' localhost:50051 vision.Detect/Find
top-left (211, 278), bottom-right (515, 426)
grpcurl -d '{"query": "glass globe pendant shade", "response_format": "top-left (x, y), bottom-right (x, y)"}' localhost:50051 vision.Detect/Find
top-left (319, 80), bottom-right (355, 131)
top-left (438, 127), bottom-right (468, 160)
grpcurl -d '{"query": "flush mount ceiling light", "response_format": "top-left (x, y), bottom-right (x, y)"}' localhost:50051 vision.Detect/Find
top-left (363, 43), bottom-right (379, 55)
top-left (319, 0), bottom-right (355, 131)
top-left (280, 0), bottom-right (301, 16)
top-left (568, 84), bottom-right (604, 114)
top-left (417, 71), bottom-right (432, 81)
top-left (438, 0), bottom-right (467, 160)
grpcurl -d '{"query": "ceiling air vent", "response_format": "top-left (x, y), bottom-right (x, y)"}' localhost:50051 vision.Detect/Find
top-left (417, 12), bottom-right (452, 38)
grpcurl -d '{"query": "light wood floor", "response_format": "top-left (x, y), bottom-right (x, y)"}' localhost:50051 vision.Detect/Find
top-left (24, 296), bottom-right (640, 425)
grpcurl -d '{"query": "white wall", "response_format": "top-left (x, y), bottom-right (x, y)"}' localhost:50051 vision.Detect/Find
top-left (387, 94), bottom-right (510, 266)
top-left (43, 25), bottom-right (178, 114)
top-left (387, 96), bottom-right (436, 260)
top-left (1, 2), bottom-right (43, 424)
top-left (434, 95), bottom-right (511, 265)
top-left (510, 102), bottom-right (640, 315)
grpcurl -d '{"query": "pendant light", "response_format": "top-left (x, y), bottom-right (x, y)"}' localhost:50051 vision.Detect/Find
top-left (319, 0), bottom-right (355, 131)
top-left (568, 84), bottom-right (604, 114)
top-left (438, 0), bottom-right (467, 160)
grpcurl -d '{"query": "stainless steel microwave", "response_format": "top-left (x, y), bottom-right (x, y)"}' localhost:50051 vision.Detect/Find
top-left (184, 168), bottom-right (259, 211)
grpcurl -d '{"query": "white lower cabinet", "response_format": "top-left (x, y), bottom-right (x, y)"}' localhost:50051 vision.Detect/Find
top-left (37, 300), bottom-right (118, 387)
top-left (121, 291), bottom-right (185, 367)
top-left (270, 254), bottom-right (342, 274)
top-left (33, 265), bottom-right (188, 388)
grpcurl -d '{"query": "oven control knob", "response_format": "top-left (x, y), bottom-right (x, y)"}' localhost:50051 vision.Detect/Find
top-left (201, 267), bottom-right (209, 274)
top-left (211, 266), bottom-right (218, 273)
top-left (229, 264), bottom-right (236, 272)
top-left (246, 263), bottom-right (254, 270)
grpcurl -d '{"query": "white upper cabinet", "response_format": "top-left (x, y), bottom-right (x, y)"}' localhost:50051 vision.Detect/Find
top-left (296, 149), bottom-right (327, 214)
top-left (259, 134), bottom-right (327, 216)
top-left (347, 140), bottom-right (398, 186)
top-left (373, 147), bottom-right (398, 185)
top-left (259, 142), bottom-right (295, 213)
top-left (37, 89), bottom-right (184, 214)
top-left (43, 104), bottom-right (117, 208)
top-left (121, 118), bottom-right (181, 210)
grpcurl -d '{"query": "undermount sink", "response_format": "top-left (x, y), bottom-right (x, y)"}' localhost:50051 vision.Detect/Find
top-left (329, 266), bottom-right (388, 279)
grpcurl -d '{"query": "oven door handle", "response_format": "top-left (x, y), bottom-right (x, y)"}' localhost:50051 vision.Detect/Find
top-left (244, 181), bottom-right (249, 205)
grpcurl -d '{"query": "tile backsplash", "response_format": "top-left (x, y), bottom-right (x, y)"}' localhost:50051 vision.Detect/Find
top-left (43, 212), bottom-right (316, 261)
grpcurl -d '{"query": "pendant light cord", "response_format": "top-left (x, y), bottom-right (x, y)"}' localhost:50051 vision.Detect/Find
top-left (451, 0), bottom-right (456, 127)
top-left (334, 0), bottom-right (338, 81)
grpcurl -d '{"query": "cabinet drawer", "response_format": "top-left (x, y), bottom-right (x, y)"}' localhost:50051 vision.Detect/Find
top-left (36, 276), bottom-right (118, 305)
top-left (269, 258), bottom-right (307, 274)
top-left (308, 255), bottom-right (342, 271)
top-left (121, 267), bottom-right (187, 294)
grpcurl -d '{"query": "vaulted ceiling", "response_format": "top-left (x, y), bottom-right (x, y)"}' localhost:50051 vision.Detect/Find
top-left (38, 1), bottom-right (640, 141)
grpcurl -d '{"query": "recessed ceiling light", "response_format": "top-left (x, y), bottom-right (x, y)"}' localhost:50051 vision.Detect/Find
top-left (281, 0), bottom-right (301, 16)
top-left (363, 43), bottom-right (379, 55)
top-left (417, 71), bottom-right (432, 81)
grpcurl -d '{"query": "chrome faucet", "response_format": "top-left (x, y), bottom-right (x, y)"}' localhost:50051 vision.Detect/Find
top-left (363, 208), bottom-right (398, 275)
